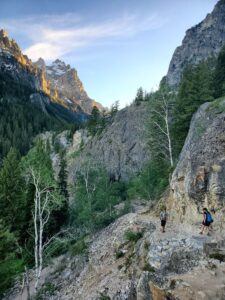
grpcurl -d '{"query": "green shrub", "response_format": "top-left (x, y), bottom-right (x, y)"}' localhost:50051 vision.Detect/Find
top-left (33, 282), bottom-right (56, 300)
top-left (98, 292), bottom-right (111, 300)
top-left (124, 253), bottom-right (135, 270)
top-left (45, 238), bottom-right (69, 259)
top-left (115, 250), bottom-right (125, 259)
top-left (69, 239), bottom-right (87, 256)
top-left (124, 230), bottom-right (143, 243)
top-left (70, 166), bottom-right (128, 232)
top-left (54, 262), bottom-right (66, 274)
top-left (142, 262), bottom-right (155, 272)
top-left (209, 253), bottom-right (225, 262)
top-left (0, 258), bottom-right (24, 296)
top-left (144, 241), bottom-right (150, 251)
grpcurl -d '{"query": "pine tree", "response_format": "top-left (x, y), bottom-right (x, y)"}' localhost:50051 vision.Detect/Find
top-left (58, 150), bottom-right (69, 200)
top-left (172, 59), bottom-right (214, 157)
top-left (214, 45), bottom-right (225, 98)
top-left (134, 87), bottom-right (144, 105)
top-left (0, 148), bottom-right (26, 233)
top-left (88, 106), bottom-right (101, 135)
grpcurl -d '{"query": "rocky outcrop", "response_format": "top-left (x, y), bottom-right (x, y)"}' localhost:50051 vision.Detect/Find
top-left (5, 208), bottom-right (225, 300)
top-left (167, 0), bottom-right (225, 86)
top-left (58, 103), bottom-right (151, 181)
top-left (35, 58), bottom-right (103, 114)
top-left (170, 97), bottom-right (225, 221)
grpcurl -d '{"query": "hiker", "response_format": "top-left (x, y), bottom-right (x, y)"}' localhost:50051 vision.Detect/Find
top-left (160, 206), bottom-right (168, 233)
top-left (199, 207), bottom-right (213, 235)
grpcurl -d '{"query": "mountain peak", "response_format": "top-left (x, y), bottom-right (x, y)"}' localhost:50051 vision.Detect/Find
top-left (35, 57), bottom-right (46, 70)
top-left (46, 59), bottom-right (70, 77)
top-left (0, 29), bottom-right (8, 39)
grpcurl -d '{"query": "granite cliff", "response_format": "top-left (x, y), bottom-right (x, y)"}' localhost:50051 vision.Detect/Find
top-left (70, 103), bottom-right (150, 181)
top-left (170, 96), bottom-right (225, 222)
top-left (167, 0), bottom-right (225, 86)
top-left (49, 102), bottom-right (151, 183)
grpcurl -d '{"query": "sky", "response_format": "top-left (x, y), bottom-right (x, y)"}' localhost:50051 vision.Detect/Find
top-left (0, 0), bottom-right (219, 108)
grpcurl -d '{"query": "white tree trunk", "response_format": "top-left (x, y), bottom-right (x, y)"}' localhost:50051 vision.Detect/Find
top-left (151, 95), bottom-right (174, 167)
top-left (165, 104), bottom-right (174, 167)
top-left (30, 169), bottom-right (52, 292)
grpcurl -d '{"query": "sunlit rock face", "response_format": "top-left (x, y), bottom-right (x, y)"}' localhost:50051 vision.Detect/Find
top-left (35, 58), bottom-right (103, 114)
top-left (167, 0), bottom-right (225, 86)
top-left (0, 29), bottom-right (46, 92)
top-left (0, 30), bottom-right (103, 115)
top-left (0, 30), bottom-right (90, 122)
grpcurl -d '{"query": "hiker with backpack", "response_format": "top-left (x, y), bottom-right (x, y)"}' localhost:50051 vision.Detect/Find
top-left (160, 206), bottom-right (168, 233)
top-left (199, 207), bottom-right (214, 235)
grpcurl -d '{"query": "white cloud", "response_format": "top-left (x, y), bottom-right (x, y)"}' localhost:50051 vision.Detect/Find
top-left (0, 12), bottom-right (166, 61)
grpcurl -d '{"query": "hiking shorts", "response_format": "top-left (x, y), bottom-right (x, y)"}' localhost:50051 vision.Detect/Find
top-left (202, 221), bottom-right (211, 227)
top-left (161, 220), bottom-right (166, 227)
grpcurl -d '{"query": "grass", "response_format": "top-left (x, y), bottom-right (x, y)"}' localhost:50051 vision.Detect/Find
top-left (124, 253), bottom-right (135, 271)
top-left (144, 241), bottom-right (150, 251)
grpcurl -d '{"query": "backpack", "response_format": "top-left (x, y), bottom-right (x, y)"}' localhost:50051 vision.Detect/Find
top-left (160, 211), bottom-right (167, 221)
top-left (206, 212), bottom-right (213, 223)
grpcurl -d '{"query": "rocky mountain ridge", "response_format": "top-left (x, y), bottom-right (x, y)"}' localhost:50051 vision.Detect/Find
top-left (35, 58), bottom-right (103, 114)
top-left (167, 0), bottom-right (225, 86)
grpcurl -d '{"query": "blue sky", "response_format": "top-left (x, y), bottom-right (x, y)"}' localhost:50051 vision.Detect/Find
top-left (0, 0), bottom-right (218, 108)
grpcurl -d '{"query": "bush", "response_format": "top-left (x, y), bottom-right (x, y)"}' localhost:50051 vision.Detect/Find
top-left (98, 292), bottom-right (111, 300)
top-left (209, 253), bottom-right (225, 262)
top-left (124, 230), bottom-right (143, 243)
top-left (71, 166), bottom-right (128, 232)
top-left (142, 262), bottom-right (155, 272)
top-left (69, 239), bottom-right (88, 256)
top-left (44, 238), bottom-right (69, 259)
top-left (0, 258), bottom-right (24, 296)
top-left (33, 282), bottom-right (56, 300)
top-left (115, 250), bottom-right (125, 259)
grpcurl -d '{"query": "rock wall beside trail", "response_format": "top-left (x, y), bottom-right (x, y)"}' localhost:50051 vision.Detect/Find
top-left (170, 97), bottom-right (225, 221)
